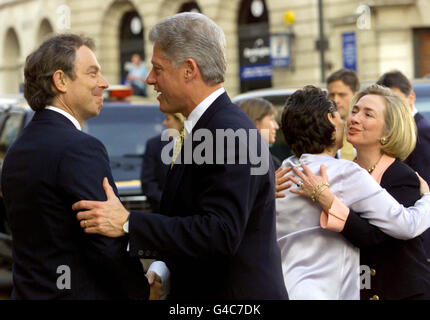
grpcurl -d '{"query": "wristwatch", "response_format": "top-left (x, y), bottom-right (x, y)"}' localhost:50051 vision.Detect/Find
top-left (122, 216), bottom-right (130, 234)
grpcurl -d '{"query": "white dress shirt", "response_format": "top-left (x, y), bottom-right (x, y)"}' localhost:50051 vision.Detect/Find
top-left (45, 106), bottom-right (81, 130)
top-left (276, 154), bottom-right (430, 300)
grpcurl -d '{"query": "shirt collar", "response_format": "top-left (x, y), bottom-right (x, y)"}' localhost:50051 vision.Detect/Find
top-left (412, 104), bottom-right (418, 117)
top-left (184, 87), bottom-right (225, 135)
top-left (45, 106), bottom-right (82, 131)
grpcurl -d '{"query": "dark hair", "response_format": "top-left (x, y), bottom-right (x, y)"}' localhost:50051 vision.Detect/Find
top-left (376, 70), bottom-right (412, 96)
top-left (281, 85), bottom-right (337, 157)
top-left (24, 33), bottom-right (95, 111)
top-left (326, 68), bottom-right (360, 93)
top-left (237, 98), bottom-right (276, 124)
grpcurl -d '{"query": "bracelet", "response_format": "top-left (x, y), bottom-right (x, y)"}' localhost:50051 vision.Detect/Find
top-left (314, 185), bottom-right (330, 203)
top-left (422, 192), bottom-right (430, 197)
top-left (311, 182), bottom-right (330, 202)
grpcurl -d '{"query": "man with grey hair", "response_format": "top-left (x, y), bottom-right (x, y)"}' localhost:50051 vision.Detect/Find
top-left (73, 12), bottom-right (288, 300)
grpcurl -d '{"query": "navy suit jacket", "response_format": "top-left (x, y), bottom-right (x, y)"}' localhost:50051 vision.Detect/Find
top-left (405, 112), bottom-right (430, 258)
top-left (341, 159), bottom-right (430, 300)
top-left (1, 109), bottom-right (149, 300)
top-left (128, 93), bottom-right (288, 300)
top-left (140, 134), bottom-right (169, 213)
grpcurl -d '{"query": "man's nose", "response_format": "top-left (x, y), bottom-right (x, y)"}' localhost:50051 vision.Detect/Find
top-left (146, 69), bottom-right (155, 85)
top-left (99, 75), bottom-right (109, 89)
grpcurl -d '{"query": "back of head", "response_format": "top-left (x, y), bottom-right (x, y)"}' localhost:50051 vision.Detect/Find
top-left (351, 84), bottom-right (416, 160)
top-left (237, 98), bottom-right (276, 124)
top-left (376, 70), bottom-right (412, 96)
top-left (281, 86), bottom-right (337, 157)
top-left (148, 12), bottom-right (226, 85)
top-left (24, 33), bottom-right (95, 111)
top-left (326, 68), bottom-right (360, 93)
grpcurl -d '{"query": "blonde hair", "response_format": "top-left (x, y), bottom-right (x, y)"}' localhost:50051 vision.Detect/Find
top-left (237, 98), bottom-right (276, 125)
top-left (351, 84), bottom-right (417, 160)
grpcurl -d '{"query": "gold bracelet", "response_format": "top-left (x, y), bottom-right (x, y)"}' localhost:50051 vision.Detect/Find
top-left (311, 182), bottom-right (330, 202)
top-left (315, 185), bottom-right (330, 202)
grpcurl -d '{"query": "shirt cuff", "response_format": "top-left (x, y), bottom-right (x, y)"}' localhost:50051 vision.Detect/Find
top-left (147, 260), bottom-right (170, 299)
top-left (320, 196), bottom-right (350, 232)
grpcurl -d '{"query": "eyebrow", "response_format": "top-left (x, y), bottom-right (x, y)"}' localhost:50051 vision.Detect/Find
top-left (86, 65), bottom-right (100, 72)
top-left (353, 105), bottom-right (377, 112)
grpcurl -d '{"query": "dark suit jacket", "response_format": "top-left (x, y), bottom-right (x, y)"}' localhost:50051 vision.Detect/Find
top-left (405, 112), bottom-right (430, 258)
top-left (1, 109), bottom-right (149, 300)
top-left (341, 159), bottom-right (430, 300)
top-left (140, 134), bottom-right (169, 213)
top-left (127, 92), bottom-right (288, 300)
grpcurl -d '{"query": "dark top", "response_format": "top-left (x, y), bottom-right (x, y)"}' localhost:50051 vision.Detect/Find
top-left (342, 159), bottom-right (430, 300)
top-left (140, 134), bottom-right (169, 213)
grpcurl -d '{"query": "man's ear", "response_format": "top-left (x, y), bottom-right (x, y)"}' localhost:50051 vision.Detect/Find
top-left (52, 70), bottom-right (68, 93)
top-left (408, 90), bottom-right (416, 109)
top-left (184, 58), bottom-right (198, 81)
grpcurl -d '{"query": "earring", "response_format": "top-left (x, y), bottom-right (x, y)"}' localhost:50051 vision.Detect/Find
top-left (380, 137), bottom-right (388, 145)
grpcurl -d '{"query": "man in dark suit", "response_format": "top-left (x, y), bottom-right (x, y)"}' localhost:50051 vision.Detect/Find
top-left (377, 70), bottom-right (430, 261)
top-left (73, 12), bottom-right (288, 300)
top-left (1, 34), bottom-right (151, 299)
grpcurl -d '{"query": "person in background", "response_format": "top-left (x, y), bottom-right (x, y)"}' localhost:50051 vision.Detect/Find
top-left (327, 68), bottom-right (360, 160)
top-left (275, 85), bottom-right (430, 300)
top-left (237, 97), bottom-right (281, 168)
top-left (376, 70), bottom-right (430, 264)
top-left (140, 113), bottom-right (185, 213)
top-left (126, 53), bottom-right (147, 97)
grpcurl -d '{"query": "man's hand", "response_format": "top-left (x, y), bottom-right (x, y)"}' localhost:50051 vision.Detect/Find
top-left (73, 177), bottom-right (129, 237)
top-left (275, 167), bottom-right (292, 198)
top-left (146, 271), bottom-right (163, 300)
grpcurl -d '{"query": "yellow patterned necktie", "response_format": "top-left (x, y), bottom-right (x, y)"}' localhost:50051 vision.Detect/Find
top-left (171, 128), bottom-right (185, 168)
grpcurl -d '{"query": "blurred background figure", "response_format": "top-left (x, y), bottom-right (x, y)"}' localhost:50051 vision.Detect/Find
top-left (126, 53), bottom-right (147, 97)
top-left (376, 70), bottom-right (430, 263)
top-left (327, 68), bottom-right (360, 161)
top-left (237, 97), bottom-right (281, 168)
top-left (140, 113), bottom-right (185, 213)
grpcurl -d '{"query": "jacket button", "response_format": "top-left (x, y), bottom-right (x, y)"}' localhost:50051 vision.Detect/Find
top-left (370, 268), bottom-right (376, 276)
top-left (145, 250), bottom-right (151, 256)
top-left (369, 295), bottom-right (379, 300)
top-left (138, 250), bottom-right (144, 256)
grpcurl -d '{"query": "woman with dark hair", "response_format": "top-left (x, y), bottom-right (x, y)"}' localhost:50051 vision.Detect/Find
top-left (275, 85), bottom-right (430, 300)
top-left (237, 98), bottom-right (281, 168)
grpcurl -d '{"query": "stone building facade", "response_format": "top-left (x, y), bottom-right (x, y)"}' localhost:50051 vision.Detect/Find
top-left (1, 0), bottom-right (430, 98)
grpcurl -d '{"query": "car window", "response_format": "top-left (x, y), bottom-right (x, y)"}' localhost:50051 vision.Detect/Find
top-left (83, 106), bottom-right (164, 158)
top-left (415, 96), bottom-right (430, 122)
top-left (0, 113), bottom-right (24, 163)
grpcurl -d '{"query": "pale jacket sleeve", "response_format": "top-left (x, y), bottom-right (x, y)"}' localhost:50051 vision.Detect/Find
top-left (323, 161), bottom-right (430, 240)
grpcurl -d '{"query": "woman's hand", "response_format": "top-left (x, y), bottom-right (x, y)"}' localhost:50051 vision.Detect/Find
top-left (289, 163), bottom-right (334, 212)
top-left (275, 167), bottom-right (293, 198)
top-left (416, 172), bottom-right (430, 196)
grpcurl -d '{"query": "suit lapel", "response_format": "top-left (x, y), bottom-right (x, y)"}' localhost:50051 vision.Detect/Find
top-left (160, 92), bottom-right (231, 215)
